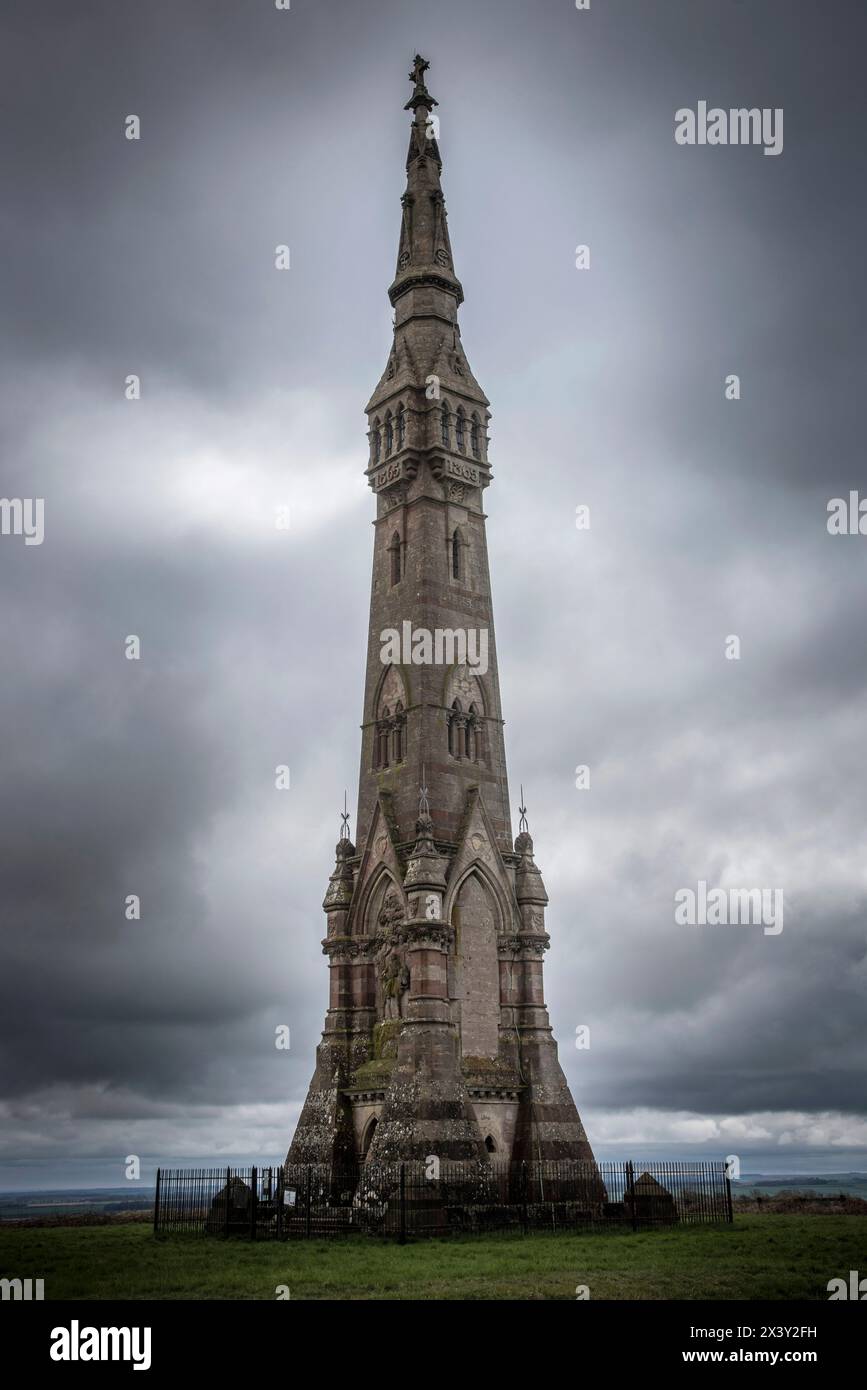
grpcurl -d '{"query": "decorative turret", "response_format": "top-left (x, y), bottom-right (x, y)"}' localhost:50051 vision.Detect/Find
top-left (322, 799), bottom-right (356, 936)
top-left (323, 837), bottom-right (355, 936)
top-left (513, 791), bottom-right (550, 939)
top-left (403, 771), bottom-right (448, 913)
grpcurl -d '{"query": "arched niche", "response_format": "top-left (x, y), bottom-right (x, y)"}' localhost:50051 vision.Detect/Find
top-left (452, 869), bottom-right (501, 1060)
top-left (443, 663), bottom-right (487, 716)
top-left (361, 1116), bottom-right (377, 1160)
top-left (372, 663), bottom-right (409, 722)
top-left (358, 866), bottom-right (403, 938)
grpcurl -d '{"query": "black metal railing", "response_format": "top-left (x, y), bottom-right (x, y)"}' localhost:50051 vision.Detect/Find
top-left (153, 1159), bottom-right (732, 1240)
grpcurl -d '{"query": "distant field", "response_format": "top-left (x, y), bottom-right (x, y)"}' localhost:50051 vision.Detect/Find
top-left (734, 1173), bottom-right (867, 1200)
top-left (0, 1189), bottom-right (154, 1222)
top-left (1, 1215), bottom-right (865, 1300)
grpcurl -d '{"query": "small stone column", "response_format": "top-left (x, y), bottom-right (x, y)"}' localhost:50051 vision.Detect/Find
top-left (366, 806), bottom-right (487, 1162)
top-left (403, 809), bottom-right (450, 1024)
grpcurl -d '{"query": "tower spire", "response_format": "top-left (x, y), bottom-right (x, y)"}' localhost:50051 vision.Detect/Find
top-left (362, 54), bottom-right (497, 853)
top-left (388, 54), bottom-right (463, 320)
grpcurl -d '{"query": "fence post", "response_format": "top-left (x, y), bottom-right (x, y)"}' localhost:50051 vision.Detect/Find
top-left (153, 1167), bottom-right (161, 1235)
top-left (305, 1167), bottom-right (312, 1239)
top-left (516, 1156), bottom-right (525, 1234)
top-left (250, 1166), bottom-right (258, 1240)
top-left (626, 1160), bottom-right (638, 1232)
top-left (725, 1167), bottom-right (734, 1224)
top-left (225, 1166), bottom-right (231, 1237)
top-left (399, 1163), bottom-right (407, 1245)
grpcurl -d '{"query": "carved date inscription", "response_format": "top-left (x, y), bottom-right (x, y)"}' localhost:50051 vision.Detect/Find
top-left (372, 461), bottom-right (402, 490)
top-left (447, 458), bottom-right (479, 484)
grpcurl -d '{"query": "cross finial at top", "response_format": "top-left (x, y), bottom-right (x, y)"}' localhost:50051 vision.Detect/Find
top-left (409, 54), bottom-right (430, 86)
top-left (340, 789), bottom-right (350, 841)
top-left (404, 53), bottom-right (437, 113)
top-left (418, 763), bottom-right (430, 818)
top-left (518, 785), bottom-right (529, 834)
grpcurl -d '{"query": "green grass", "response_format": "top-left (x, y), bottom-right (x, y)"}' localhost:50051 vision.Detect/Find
top-left (2, 1216), bottom-right (865, 1300)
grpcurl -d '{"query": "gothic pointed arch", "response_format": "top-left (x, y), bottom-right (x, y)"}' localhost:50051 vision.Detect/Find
top-left (372, 662), bottom-right (409, 722)
top-left (444, 666), bottom-right (487, 761)
top-left (357, 862), bottom-right (404, 939)
top-left (443, 664), bottom-right (487, 716)
top-left (361, 1116), bottom-right (378, 1159)
top-left (444, 857), bottom-right (512, 937)
top-left (451, 867), bottom-right (500, 1059)
top-left (373, 665), bottom-right (407, 770)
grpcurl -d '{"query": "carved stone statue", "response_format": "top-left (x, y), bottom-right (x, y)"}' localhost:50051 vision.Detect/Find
top-left (381, 952), bottom-right (401, 1019)
top-left (381, 951), bottom-right (411, 1020)
top-left (378, 890), bottom-right (403, 932)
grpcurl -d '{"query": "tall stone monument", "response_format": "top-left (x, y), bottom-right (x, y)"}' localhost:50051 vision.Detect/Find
top-left (287, 57), bottom-right (595, 1171)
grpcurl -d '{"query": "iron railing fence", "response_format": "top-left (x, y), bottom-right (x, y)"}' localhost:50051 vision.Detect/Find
top-left (154, 1159), bottom-right (732, 1240)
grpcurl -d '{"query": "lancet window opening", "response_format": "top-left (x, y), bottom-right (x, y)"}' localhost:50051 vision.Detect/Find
top-left (388, 530), bottom-right (402, 587)
top-left (375, 698), bottom-right (406, 770)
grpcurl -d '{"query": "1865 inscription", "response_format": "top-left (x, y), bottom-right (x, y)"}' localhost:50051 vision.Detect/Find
top-left (372, 461), bottom-right (402, 490)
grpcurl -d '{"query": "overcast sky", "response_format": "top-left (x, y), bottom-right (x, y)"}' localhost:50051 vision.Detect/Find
top-left (1, 0), bottom-right (866, 1189)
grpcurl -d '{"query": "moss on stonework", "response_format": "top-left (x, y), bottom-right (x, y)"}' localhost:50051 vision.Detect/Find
top-left (461, 1056), bottom-right (520, 1085)
top-left (372, 1020), bottom-right (403, 1060)
top-left (350, 1059), bottom-right (394, 1087)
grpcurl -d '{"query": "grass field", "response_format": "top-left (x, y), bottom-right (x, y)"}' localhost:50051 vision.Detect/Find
top-left (2, 1215), bottom-right (865, 1300)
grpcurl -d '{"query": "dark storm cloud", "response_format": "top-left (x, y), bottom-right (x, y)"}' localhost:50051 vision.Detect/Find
top-left (1, 0), bottom-right (866, 1184)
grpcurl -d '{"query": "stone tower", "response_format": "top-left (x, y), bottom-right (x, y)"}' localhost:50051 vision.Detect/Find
top-left (287, 56), bottom-right (594, 1170)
